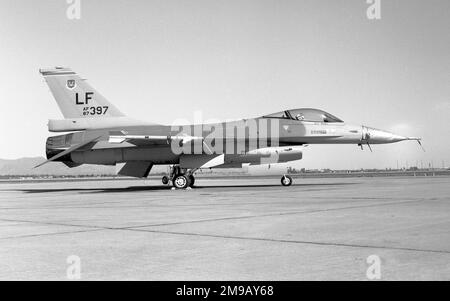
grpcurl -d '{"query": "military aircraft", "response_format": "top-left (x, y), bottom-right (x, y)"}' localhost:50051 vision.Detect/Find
top-left (36, 67), bottom-right (422, 188)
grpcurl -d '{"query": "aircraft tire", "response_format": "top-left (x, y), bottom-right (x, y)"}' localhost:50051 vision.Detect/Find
top-left (281, 175), bottom-right (293, 186)
top-left (188, 175), bottom-right (195, 187)
top-left (173, 175), bottom-right (189, 189)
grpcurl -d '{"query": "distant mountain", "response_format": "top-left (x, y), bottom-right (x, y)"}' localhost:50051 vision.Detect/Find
top-left (0, 157), bottom-right (115, 176)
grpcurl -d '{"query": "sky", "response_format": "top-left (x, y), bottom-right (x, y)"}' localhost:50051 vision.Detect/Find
top-left (0, 0), bottom-right (449, 170)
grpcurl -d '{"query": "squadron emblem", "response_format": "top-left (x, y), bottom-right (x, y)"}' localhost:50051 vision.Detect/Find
top-left (66, 79), bottom-right (76, 89)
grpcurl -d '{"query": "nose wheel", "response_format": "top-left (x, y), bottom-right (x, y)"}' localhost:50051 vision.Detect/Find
top-left (281, 175), bottom-right (293, 186)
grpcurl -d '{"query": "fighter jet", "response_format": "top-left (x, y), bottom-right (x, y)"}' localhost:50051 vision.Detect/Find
top-left (36, 67), bottom-right (422, 188)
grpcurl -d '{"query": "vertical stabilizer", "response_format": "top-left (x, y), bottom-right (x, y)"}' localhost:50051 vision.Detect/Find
top-left (40, 67), bottom-right (125, 119)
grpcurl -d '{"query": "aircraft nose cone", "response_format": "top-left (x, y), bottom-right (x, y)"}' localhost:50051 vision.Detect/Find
top-left (363, 126), bottom-right (407, 143)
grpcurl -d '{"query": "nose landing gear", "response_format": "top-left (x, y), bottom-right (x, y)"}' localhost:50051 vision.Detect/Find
top-left (281, 175), bottom-right (293, 186)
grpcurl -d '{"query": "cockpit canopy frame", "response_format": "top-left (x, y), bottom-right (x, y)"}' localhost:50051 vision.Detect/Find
top-left (262, 108), bottom-right (343, 123)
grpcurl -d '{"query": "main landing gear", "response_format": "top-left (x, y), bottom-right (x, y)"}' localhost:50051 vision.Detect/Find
top-left (162, 166), bottom-right (197, 189)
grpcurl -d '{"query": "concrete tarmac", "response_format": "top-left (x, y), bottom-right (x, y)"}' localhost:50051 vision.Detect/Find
top-left (0, 176), bottom-right (449, 280)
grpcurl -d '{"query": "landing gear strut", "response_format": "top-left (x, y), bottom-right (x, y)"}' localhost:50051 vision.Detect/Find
top-left (281, 175), bottom-right (293, 186)
top-left (162, 166), bottom-right (197, 189)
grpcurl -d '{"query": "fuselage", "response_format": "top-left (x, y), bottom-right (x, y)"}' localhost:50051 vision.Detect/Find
top-left (46, 112), bottom-right (410, 168)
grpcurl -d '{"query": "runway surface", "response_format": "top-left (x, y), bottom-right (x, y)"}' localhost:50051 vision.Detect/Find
top-left (0, 176), bottom-right (449, 280)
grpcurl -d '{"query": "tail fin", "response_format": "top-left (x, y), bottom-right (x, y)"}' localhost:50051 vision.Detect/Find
top-left (39, 67), bottom-right (125, 119)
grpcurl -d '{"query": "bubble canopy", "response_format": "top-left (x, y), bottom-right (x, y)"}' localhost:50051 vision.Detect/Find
top-left (262, 108), bottom-right (343, 123)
